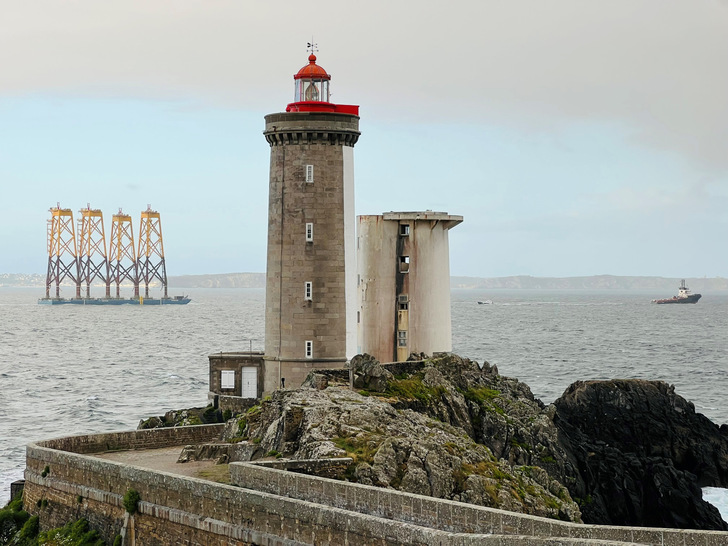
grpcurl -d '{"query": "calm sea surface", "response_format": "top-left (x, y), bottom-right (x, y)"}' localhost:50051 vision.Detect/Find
top-left (2, 287), bottom-right (727, 502)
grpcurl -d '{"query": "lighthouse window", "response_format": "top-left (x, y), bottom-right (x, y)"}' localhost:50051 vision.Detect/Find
top-left (400, 224), bottom-right (410, 237)
top-left (220, 370), bottom-right (235, 390)
top-left (305, 281), bottom-right (312, 301)
top-left (398, 331), bottom-right (408, 347)
top-left (399, 256), bottom-right (410, 273)
top-left (305, 222), bottom-right (314, 242)
top-left (305, 340), bottom-right (313, 359)
top-left (305, 164), bottom-right (314, 183)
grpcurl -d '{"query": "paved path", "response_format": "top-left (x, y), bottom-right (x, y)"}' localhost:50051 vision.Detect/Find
top-left (94, 445), bottom-right (218, 478)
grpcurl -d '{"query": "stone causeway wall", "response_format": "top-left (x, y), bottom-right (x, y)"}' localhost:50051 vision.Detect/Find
top-left (231, 462), bottom-right (728, 546)
top-left (23, 424), bottom-right (728, 545)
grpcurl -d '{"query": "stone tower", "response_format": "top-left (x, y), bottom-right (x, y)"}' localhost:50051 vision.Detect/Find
top-left (262, 53), bottom-right (360, 393)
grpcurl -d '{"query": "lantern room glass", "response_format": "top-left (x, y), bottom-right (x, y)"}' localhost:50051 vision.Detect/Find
top-left (295, 79), bottom-right (330, 103)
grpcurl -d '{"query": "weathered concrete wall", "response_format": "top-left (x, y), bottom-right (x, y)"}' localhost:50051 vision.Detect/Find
top-left (25, 430), bottom-right (506, 546)
top-left (23, 425), bottom-right (728, 546)
top-left (247, 457), bottom-right (353, 480)
top-left (357, 215), bottom-right (397, 361)
top-left (357, 212), bottom-right (462, 363)
top-left (10, 480), bottom-right (25, 500)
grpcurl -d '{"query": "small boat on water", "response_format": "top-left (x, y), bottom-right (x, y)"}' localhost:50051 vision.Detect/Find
top-left (477, 300), bottom-right (493, 305)
top-left (652, 280), bottom-right (701, 304)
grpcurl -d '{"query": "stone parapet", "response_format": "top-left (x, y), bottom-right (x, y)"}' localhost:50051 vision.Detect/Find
top-left (211, 393), bottom-right (260, 414)
top-left (22, 426), bottom-right (728, 546)
top-left (264, 112), bottom-right (360, 147)
top-left (230, 460), bottom-right (728, 546)
top-left (37, 424), bottom-right (224, 454)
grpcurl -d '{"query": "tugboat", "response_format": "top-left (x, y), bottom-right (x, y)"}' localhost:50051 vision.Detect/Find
top-left (652, 280), bottom-right (701, 304)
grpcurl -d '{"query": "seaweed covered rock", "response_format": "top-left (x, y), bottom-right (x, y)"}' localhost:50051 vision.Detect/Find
top-left (553, 379), bottom-right (728, 530)
top-left (138, 405), bottom-right (224, 429)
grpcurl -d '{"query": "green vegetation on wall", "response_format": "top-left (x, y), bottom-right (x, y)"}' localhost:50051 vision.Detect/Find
top-left (122, 488), bottom-right (140, 515)
top-left (1, 493), bottom-right (104, 546)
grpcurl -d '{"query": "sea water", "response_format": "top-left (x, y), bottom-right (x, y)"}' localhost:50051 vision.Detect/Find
top-left (2, 287), bottom-right (727, 515)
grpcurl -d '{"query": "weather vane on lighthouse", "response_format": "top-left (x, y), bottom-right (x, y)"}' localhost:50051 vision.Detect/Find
top-left (306, 40), bottom-right (318, 55)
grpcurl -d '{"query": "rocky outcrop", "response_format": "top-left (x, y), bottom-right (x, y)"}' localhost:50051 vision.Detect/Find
top-left (161, 354), bottom-right (728, 530)
top-left (381, 354), bottom-right (578, 491)
top-left (219, 354), bottom-right (582, 523)
top-left (553, 379), bottom-right (728, 530)
top-left (138, 405), bottom-right (224, 429)
top-left (177, 443), bottom-right (233, 464)
top-left (350, 353), bottom-right (394, 392)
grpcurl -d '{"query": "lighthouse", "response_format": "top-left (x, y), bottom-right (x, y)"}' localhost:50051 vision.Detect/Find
top-left (262, 51), bottom-right (361, 393)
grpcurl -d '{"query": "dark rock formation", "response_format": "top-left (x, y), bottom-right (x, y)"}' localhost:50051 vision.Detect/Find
top-left (553, 379), bottom-right (728, 530)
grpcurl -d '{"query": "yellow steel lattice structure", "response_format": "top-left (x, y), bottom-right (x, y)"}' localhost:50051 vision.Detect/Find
top-left (77, 205), bottom-right (111, 298)
top-left (45, 205), bottom-right (80, 298)
top-left (137, 205), bottom-right (168, 298)
top-left (109, 209), bottom-right (139, 298)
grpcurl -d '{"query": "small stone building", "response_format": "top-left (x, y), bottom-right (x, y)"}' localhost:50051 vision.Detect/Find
top-left (208, 352), bottom-right (264, 411)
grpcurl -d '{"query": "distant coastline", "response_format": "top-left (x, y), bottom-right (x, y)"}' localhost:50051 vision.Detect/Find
top-left (451, 274), bottom-right (728, 291)
top-left (3, 272), bottom-right (727, 291)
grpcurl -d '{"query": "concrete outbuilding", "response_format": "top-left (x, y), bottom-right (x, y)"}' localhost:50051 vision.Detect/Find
top-left (357, 211), bottom-right (462, 362)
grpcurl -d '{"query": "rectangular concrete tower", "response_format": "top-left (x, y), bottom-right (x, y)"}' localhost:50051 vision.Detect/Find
top-left (262, 53), bottom-right (360, 393)
top-left (357, 211), bottom-right (462, 363)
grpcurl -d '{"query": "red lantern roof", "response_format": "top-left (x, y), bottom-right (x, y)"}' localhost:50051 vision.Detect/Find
top-left (294, 54), bottom-right (331, 81)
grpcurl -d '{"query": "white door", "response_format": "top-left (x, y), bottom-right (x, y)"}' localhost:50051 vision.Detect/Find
top-left (241, 367), bottom-right (257, 398)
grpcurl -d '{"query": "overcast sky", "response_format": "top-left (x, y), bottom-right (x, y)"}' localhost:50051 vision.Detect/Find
top-left (1, 0), bottom-right (726, 278)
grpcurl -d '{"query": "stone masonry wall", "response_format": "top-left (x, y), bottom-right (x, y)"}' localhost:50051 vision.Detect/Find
top-left (22, 425), bottom-right (728, 546)
top-left (25, 435), bottom-right (548, 546)
top-left (24, 425), bottom-right (225, 543)
top-left (39, 424), bottom-right (225, 454)
top-left (263, 112), bottom-right (360, 393)
top-left (213, 394), bottom-right (260, 414)
top-left (230, 461), bottom-right (728, 546)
